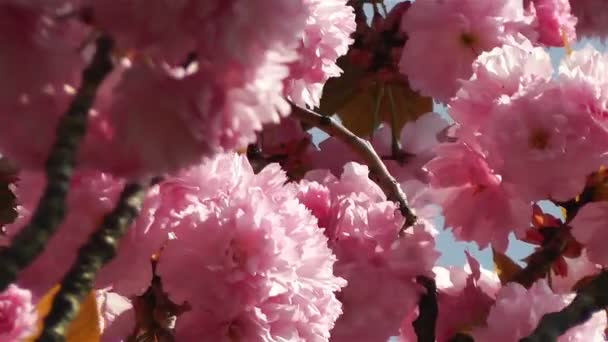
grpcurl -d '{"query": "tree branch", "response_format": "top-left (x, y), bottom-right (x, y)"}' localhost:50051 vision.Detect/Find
top-left (510, 227), bottom-right (569, 288)
top-left (412, 276), bottom-right (438, 342)
top-left (291, 105), bottom-right (417, 229)
top-left (520, 270), bottom-right (608, 342)
top-left (0, 35), bottom-right (115, 290)
top-left (37, 181), bottom-right (148, 342)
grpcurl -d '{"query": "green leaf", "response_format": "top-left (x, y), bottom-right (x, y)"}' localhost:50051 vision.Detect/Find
top-left (492, 248), bottom-right (523, 285)
top-left (317, 57), bottom-right (432, 138)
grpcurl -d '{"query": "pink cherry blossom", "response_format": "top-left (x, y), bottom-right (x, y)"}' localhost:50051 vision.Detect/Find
top-left (558, 44), bottom-right (608, 115)
top-left (296, 163), bottom-right (439, 342)
top-left (0, 284), bottom-right (37, 342)
top-left (479, 82), bottom-right (608, 202)
top-left (399, 253), bottom-right (500, 342)
top-left (156, 153), bottom-right (345, 341)
top-left (88, 0), bottom-right (308, 66)
top-left (549, 252), bottom-right (602, 293)
top-left (0, 1), bottom-right (85, 102)
top-left (449, 34), bottom-right (553, 130)
top-left (96, 290), bottom-right (135, 342)
top-left (432, 253), bottom-right (500, 341)
top-left (527, 0), bottom-right (577, 46)
top-left (399, 0), bottom-right (534, 102)
top-left (0, 1), bottom-right (88, 171)
top-left (570, 0), bottom-right (608, 40)
top-left (570, 202), bottom-right (608, 267)
top-left (424, 142), bottom-right (531, 251)
top-left (471, 280), bottom-right (607, 341)
top-left (284, 0), bottom-right (356, 108)
top-left (0, 1), bottom-right (308, 178)
top-left (88, 51), bottom-right (294, 177)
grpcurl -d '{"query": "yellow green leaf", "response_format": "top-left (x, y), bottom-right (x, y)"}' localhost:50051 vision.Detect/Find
top-left (317, 58), bottom-right (433, 138)
top-left (492, 248), bottom-right (523, 285)
top-left (26, 285), bottom-right (101, 342)
top-left (317, 57), bottom-right (368, 117)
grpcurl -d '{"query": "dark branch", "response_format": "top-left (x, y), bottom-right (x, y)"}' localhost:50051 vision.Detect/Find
top-left (520, 270), bottom-right (608, 342)
top-left (0, 35), bottom-right (114, 290)
top-left (37, 182), bottom-right (148, 342)
top-left (412, 276), bottom-right (438, 342)
top-left (291, 105), bottom-right (417, 230)
top-left (510, 227), bottom-right (569, 288)
top-left (448, 333), bottom-right (475, 342)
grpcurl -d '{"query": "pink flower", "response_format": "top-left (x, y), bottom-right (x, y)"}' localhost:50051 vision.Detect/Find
top-left (86, 45), bottom-right (295, 177)
top-left (0, 284), bottom-right (37, 342)
top-left (479, 82), bottom-right (608, 202)
top-left (527, 0), bottom-right (577, 46)
top-left (549, 252), bottom-right (602, 293)
top-left (0, 1), bottom-right (308, 177)
top-left (96, 290), bottom-right (135, 342)
top-left (399, 0), bottom-right (534, 102)
top-left (284, 0), bottom-right (356, 108)
top-left (156, 153), bottom-right (345, 341)
top-left (570, 0), bottom-right (608, 40)
top-left (570, 202), bottom-right (608, 267)
top-left (7, 170), bottom-right (167, 298)
top-left (89, 0), bottom-right (308, 66)
top-left (432, 253), bottom-right (500, 341)
top-left (0, 1), bottom-right (88, 171)
top-left (297, 163), bottom-right (439, 342)
top-left (558, 44), bottom-right (608, 115)
top-left (471, 280), bottom-right (607, 341)
top-left (424, 142), bottom-right (531, 251)
top-left (449, 34), bottom-right (553, 130)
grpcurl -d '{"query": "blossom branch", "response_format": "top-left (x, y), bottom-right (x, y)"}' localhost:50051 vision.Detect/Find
top-left (520, 270), bottom-right (608, 342)
top-left (0, 35), bottom-right (115, 291)
top-left (412, 276), bottom-right (438, 342)
top-left (37, 181), bottom-right (148, 342)
top-left (290, 104), bottom-right (417, 229)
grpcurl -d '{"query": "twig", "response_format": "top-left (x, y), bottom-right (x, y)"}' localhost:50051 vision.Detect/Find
top-left (0, 35), bottom-right (115, 290)
top-left (37, 182), bottom-right (148, 342)
top-left (291, 105), bottom-right (417, 229)
top-left (412, 276), bottom-right (438, 342)
top-left (520, 270), bottom-right (608, 342)
top-left (510, 227), bottom-right (569, 288)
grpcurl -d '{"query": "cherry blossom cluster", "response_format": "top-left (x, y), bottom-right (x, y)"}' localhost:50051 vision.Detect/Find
top-left (0, 0), bottom-right (355, 177)
top-left (2, 0), bottom-right (608, 341)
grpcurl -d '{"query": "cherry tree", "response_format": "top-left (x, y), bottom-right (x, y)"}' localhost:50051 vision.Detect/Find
top-left (0, 0), bottom-right (608, 341)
